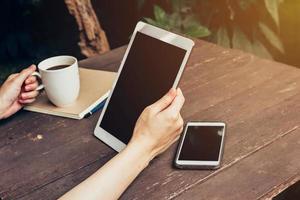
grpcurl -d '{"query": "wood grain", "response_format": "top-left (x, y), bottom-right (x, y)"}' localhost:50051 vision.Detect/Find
top-left (176, 127), bottom-right (300, 200)
top-left (0, 40), bottom-right (299, 200)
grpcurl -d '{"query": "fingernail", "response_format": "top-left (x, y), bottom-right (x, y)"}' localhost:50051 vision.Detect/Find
top-left (170, 88), bottom-right (176, 93)
top-left (30, 64), bottom-right (36, 70)
top-left (177, 88), bottom-right (182, 94)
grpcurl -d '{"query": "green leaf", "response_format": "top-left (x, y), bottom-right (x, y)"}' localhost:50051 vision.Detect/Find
top-left (182, 15), bottom-right (197, 26)
top-left (232, 27), bottom-right (273, 59)
top-left (144, 3), bottom-right (210, 38)
top-left (183, 18), bottom-right (210, 38)
top-left (169, 13), bottom-right (181, 29)
top-left (144, 17), bottom-right (165, 29)
top-left (144, 17), bottom-right (158, 26)
top-left (184, 25), bottom-right (210, 38)
top-left (181, 15), bottom-right (210, 38)
top-left (232, 27), bottom-right (253, 53)
top-left (154, 5), bottom-right (166, 22)
top-left (258, 22), bottom-right (284, 53)
top-left (215, 28), bottom-right (230, 48)
top-left (264, 0), bottom-right (280, 27)
top-left (251, 39), bottom-right (273, 59)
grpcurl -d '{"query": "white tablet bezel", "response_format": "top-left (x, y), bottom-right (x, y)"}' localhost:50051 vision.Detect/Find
top-left (94, 21), bottom-right (195, 152)
top-left (175, 122), bottom-right (226, 168)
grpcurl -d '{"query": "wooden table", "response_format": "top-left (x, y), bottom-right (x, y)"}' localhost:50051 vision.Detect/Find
top-left (1, 40), bottom-right (299, 200)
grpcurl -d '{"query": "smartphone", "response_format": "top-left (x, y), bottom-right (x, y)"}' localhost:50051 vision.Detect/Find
top-left (175, 121), bottom-right (226, 169)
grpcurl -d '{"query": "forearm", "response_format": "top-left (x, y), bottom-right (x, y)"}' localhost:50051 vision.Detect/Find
top-left (59, 139), bottom-right (153, 200)
top-left (0, 87), bottom-right (9, 120)
top-left (0, 92), bottom-right (6, 120)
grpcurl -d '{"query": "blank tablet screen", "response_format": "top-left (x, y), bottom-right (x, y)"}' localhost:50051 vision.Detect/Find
top-left (100, 31), bottom-right (187, 144)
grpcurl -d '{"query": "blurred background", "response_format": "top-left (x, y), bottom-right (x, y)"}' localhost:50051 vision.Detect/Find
top-left (1, 0), bottom-right (300, 83)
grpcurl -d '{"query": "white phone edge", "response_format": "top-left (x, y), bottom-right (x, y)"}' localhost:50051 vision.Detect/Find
top-left (174, 121), bottom-right (226, 169)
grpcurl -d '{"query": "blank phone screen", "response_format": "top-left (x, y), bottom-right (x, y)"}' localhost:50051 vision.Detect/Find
top-left (100, 31), bottom-right (186, 144)
top-left (178, 125), bottom-right (224, 161)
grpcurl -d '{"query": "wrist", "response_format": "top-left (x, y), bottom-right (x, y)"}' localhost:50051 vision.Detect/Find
top-left (127, 137), bottom-right (155, 168)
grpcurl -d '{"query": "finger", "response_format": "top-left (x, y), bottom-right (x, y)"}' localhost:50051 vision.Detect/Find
top-left (25, 75), bottom-right (37, 84)
top-left (20, 90), bottom-right (39, 99)
top-left (24, 82), bottom-right (38, 91)
top-left (150, 88), bottom-right (177, 113)
top-left (7, 73), bottom-right (19, 81)
top-left (176, 123), bottom-right (184, 133)
top-left (172, 134), bottom-right (181, 143)
top-left (175, 115), bottom-right (184, 130)
top-left (165, 88), bottom-right (185, 116)
top-left (14, 65), bottom-right (36, 85)
top-left (19, 98), bottom-right (36, 104)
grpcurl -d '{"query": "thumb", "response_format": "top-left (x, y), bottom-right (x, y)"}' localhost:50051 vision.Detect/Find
top-left (14, 65), bottom-right (36, 85)
top-left (165, 88), bottom-right (185, 115)
top-left (151, 88), bottom-right (177, 113)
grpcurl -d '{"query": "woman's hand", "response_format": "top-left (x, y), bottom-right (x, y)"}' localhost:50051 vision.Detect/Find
top-left (60, 88), bottom-right (185, 200)
top-left (0, 65), bottom-right (39, 119)
top-left (129, 88), bottom-right (185, 159)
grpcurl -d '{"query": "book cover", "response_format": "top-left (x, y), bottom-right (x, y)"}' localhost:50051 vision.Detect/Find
top-left (24, 68), bottom-right (116, 119)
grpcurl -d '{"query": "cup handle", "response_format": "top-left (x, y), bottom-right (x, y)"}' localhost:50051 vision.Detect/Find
top-left (31, 71), bottom-right (44, 91)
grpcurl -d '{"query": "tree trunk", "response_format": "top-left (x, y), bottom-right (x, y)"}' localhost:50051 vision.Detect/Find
top-left (64, 0), bottom-right (110, 57)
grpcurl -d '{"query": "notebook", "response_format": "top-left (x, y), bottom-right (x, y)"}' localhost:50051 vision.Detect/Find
top-left (24, 68), bottom-right (116, 119)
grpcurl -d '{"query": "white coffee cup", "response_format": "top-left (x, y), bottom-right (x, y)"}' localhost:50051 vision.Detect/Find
top-left (33, 56), bottom-right (80, 107)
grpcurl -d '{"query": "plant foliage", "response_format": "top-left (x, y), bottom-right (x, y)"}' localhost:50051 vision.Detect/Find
top-left (144, 4), bottom-right (210, 38)
top-left (138, 0), bottom-right (285, 59)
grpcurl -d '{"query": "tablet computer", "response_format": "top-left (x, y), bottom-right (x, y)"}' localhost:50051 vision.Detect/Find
top-left (94, 21), bottom-right (194, 152)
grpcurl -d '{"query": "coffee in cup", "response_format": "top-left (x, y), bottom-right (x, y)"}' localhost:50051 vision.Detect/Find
top-left (47, 65), bottom-right (70, 71)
